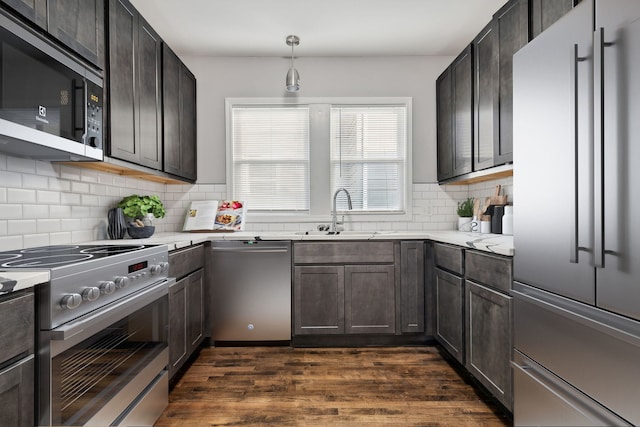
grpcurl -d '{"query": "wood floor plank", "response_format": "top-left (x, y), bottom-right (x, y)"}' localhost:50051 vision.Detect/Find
top-left (155, 346), bottom-right (512, 426)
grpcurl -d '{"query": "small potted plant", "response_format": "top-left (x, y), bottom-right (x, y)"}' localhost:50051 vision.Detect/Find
top-left (456, 197), bottom-right (474, 232)
top-left (118, 195), bottom-right (166, 239)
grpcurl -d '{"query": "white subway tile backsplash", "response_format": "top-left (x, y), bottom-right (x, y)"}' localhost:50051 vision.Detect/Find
top-left (49, 178), bottom-right (71, 192)
top-left (0, 204), bottom-right (23, 219)
top-left (37, 219), bottom-right (61, 233)
top-left (22, 174), bottom-right (49, 189)
top-left (50, 205), bottom-right (72, 218)
top-left (59, 165), bottom-right (82, 181)
top-left (22, 204), bottom-right (49, 219)
top-left (60, 193), bottom-right (81, 205)
top-left (0, 220), bottom-right (6, 236)
top-left (80, 170), bottom-right (99, 183)
top-left (71, 206), bottom-right (91, 218)
top-left (7, 157), bottom-right (36, 174)
top-left (8, 188), bottom-right (36, 204)
top-left (23, 234), bottom-right (50, 248)
top-left (49, 232), bottom-right (72, 245)
top-left (0, 188), bottom-right (6, 203)
top-left (0, 235), bottom-right (23, 250)
top-left (35, 161), bottom-right (58, 177)
top-left (0, 171), bottom-right (22, 187)
top-left (37, 190), bottom-right (61, 204)
top-left (81, 195), bottom-right (99, 206)
top-left (8, 220), bottom-right (37, 235)
top-left (71, 182), bottom-right (90, 194)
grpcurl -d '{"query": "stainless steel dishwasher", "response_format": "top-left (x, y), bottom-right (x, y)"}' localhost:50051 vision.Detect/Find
top-left (209, 240), bottom-right (291, 342)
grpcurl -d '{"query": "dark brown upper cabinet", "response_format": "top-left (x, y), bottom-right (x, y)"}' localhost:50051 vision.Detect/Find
top-left (107, 0), bottom-right (162, 170)
top-left (163, 45), bottom-right (197, 182)
top-left (0, 0), bottom-right (46, 29)
top-left (530, 0), bottom-right (582, 39)
top-left (47, 0), bottom-right (105, 69)
top-left (436, 45), bottom-right (473, 182)
top-left (1, 0), bottom-right (104, 69)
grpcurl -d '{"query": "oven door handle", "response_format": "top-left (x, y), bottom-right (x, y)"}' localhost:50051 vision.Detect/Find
top-left (49, 278), bottom-right (173, 354)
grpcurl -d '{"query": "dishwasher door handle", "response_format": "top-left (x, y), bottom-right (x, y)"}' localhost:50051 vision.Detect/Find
top-left (210, 247), bottom-right (289, 253)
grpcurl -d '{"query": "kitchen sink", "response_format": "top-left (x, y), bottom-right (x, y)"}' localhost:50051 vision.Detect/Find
top-left (294, 230), bottom-right (397, 237)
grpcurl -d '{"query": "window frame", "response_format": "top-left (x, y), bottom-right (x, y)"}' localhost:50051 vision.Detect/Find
top-left (225, 97), bottom-right (413, 224)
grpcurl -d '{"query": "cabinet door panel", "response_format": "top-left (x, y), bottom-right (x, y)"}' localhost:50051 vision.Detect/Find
top-left (180, 63), bottom-right (197, 180)
top-left (451, 45), bottom-right (473, 177)
top-left (435, 268), bottom-right (464, 364)
top-left (436, 69), bottom-right (453, 181)
top-left (530, 0), bottom-right (575, 39)
top-left (187, 270), bottom-right (204, 352)
top-left (136, 18), bottom-right (162, 169)
top-left (0, 0), bottom-right (46, 28)
top-left (345, 265), bottom-right (395, 334)
top-left (294, 266), bottom-right (344, 335)
top-left (0, 292), bottom-right (34, 363)
top-left (47, 0), bottom-right (105, 68)
top-left (400, 241), bottom-right (425, 333)
top-left (108, 0), bottom-right (137, 161)
top-left (466, 280), bottom-right (512, 409)
top-left (0, 356), bottom-right (34, 427)
top-left (496, 0), bottom-right (528, 164)
top-left (473, 21), bottom-right (499, 171)
top-left (168, 279), bottom-right (187, 378)
top-left (162, 45), bottom-right (181, 176)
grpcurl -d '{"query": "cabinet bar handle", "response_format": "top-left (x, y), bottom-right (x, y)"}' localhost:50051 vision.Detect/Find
top-left (593, 28), bottom-right (606, 268)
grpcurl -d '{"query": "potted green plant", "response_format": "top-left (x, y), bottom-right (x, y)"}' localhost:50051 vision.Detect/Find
top-left (456, 197), bottom-right (474, 232)
top-left (117, 195), bottom-right (166, 238)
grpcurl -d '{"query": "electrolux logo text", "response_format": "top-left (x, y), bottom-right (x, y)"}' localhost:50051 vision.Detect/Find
top-left (36, 105), bottom-right (49, 124)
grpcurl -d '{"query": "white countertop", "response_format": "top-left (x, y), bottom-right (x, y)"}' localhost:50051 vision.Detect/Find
top-left (0, 271), bottom-right (49, 294)
top-left (1, 231), bottom-right (512, 294)
top-left (87, 230), bottom-right (514, 256)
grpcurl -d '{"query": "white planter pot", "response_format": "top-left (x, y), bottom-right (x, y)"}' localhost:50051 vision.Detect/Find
top-left (457, 217), bottom-right (472, 232)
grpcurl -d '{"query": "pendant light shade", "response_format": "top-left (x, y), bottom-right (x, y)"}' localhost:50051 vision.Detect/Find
top-left (285, 35), bottom-right (300, 92)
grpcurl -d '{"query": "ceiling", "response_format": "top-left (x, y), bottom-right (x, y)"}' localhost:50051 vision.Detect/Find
top-left (128, 0), bottom-right (509, 58)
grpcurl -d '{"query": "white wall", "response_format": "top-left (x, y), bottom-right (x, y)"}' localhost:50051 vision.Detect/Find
top-left (182, 55), bottom-right (453, 184)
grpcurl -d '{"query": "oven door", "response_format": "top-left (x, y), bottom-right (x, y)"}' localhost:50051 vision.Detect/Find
top-left (38, 278), bottom-right (172, 427)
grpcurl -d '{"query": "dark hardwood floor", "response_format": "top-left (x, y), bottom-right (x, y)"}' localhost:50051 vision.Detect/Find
top-left (155, 346), bottom-right (512, 426)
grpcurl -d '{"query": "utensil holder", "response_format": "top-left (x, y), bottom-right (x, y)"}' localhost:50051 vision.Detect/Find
top-left (107, 208), bottom-right (126, 239)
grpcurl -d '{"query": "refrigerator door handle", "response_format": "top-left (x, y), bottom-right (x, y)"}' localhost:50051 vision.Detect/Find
top-left (594, 27), bottom-right (613, 269)
top-left (570, 44), bottom-right (587, 264)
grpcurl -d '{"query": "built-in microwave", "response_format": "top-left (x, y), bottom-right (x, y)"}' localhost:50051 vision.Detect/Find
top-left (0, 9), bottom-right (103, 161)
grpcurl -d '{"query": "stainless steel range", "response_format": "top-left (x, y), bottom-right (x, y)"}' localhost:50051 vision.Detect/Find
top-left (0, 244), bottom-right (173, 426)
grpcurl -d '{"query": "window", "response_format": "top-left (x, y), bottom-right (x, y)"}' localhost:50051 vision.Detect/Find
top-left (226, 98), bottom-right (411, 221)
top-left (230, 106), bottom-right (309, 212)
top-left (331, 106), bottom-right (406, 212)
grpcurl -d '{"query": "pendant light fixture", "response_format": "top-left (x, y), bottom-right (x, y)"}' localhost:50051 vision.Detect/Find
top-left (285, 35), bottom-right (300, 92)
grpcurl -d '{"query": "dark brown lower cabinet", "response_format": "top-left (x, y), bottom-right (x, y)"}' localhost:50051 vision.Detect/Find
top-left (0, 356), bottom-right (34, 427)
top-left (0, 290), bottom-right (35, 427)
top-left (465, 280), bottom-right (512, 409)
top-left (400, 241), bottom-right (425, 333)
top-left (168, 244), bottom-right (205, 379)
top-left (434, 267), bottom-right (465, 364)
top-left (345, 265), bottom-right (396, 334)
top-left (294, 265), bottom-right (345, 335)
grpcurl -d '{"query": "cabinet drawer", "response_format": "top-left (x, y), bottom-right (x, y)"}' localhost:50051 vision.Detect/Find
top-left (293, 241), bottom-right (394, 264)
top-left (433, 242), bottom-right (464, 275)
top-left (169, 244), bottom-right (204, 279)
top-left (465, 250), bottom-right (512, 293)
top-left (0, 292), bottom-right (34, 365)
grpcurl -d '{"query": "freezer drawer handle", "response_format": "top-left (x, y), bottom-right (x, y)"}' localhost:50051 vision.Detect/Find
top-left (570, 43), bottom-right (588, 264)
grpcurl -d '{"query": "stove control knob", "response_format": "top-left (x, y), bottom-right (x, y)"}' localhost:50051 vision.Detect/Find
top-left (82, 287), bottom-right (100, 302)
top-left (150, 264), bottom-right (161, 275)
top-left (114, 276), bottom-right (130, 289)
top-left (99, 281), bottom-right (116, 295)
top-left (61, 293), bottom-right (82, 310)
top-left (159, 262), bottom-right (169, 273)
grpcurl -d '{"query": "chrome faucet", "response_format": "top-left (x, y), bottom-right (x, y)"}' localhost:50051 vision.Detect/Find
top-left (331, 188), bottom-right (353, 233)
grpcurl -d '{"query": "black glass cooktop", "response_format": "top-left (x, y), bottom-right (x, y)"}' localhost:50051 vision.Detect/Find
top-left (0, 245), bottom-right (153, 269)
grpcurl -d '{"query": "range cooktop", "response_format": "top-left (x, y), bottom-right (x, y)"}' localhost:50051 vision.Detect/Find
top-left (0, 245), bottom-right (155, 269)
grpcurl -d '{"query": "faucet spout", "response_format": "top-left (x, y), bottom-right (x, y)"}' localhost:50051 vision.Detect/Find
top-left (332, 188), bottom-right (352, 233)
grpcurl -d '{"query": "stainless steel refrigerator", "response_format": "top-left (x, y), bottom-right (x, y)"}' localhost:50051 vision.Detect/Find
top-left (512, 0), bottom-right (640, 425)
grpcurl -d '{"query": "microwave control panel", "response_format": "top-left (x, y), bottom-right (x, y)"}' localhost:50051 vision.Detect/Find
top-left (86, 80), bottom-right (102, 149)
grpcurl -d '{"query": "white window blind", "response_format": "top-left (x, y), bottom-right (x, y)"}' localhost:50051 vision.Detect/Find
top-left (330, 106), bottom-right (406, 212)
top-left (231, 106), bottom-right (310, 212)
